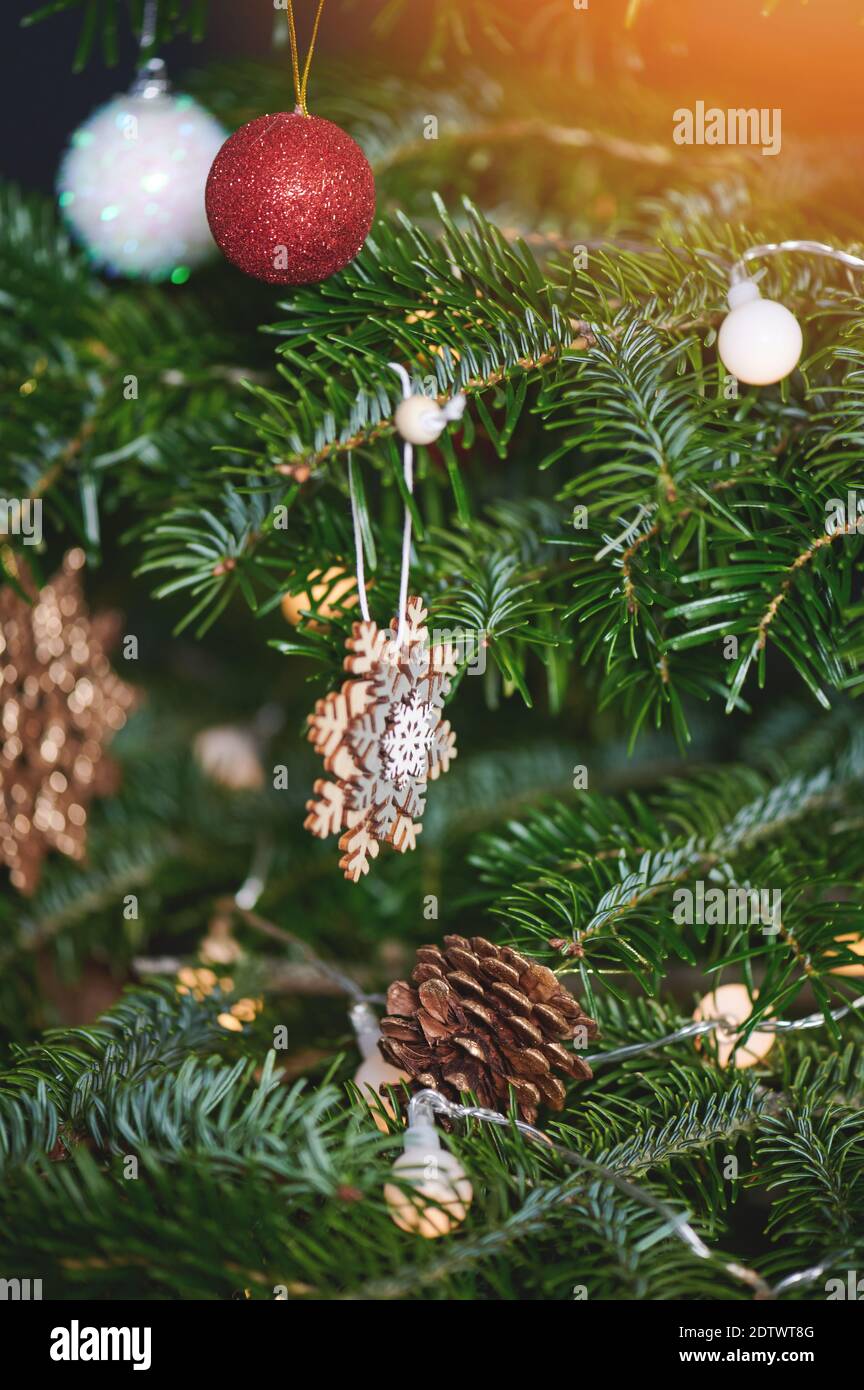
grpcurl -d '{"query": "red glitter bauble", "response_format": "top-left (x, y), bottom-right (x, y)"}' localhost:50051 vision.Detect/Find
top-left (205, 112), bottom-right (375, 285)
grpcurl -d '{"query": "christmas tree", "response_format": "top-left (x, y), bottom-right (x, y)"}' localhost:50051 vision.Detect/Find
top-left (2, 0), bottom-right (863, 1308)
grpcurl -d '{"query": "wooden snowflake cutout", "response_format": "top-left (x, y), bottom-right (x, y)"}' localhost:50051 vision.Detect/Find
top-left (304, 596), bottom-right (457, 881)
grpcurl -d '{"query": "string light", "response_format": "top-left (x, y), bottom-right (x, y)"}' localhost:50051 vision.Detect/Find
top-left (391, 1083), bottom-right (851, 1297)
top-left (571, 234), bottom-right (864, 389)
top-left (149, 826), bottom-right (864, 1286)
top-left (194, 724), bottom-right (265, 791)
top-left (384, 1092), bottom-right (473, 1237)
top-left (375, 978), bottom-right (864, 1300)
top-left (350, 1001), bottom-right (407, 1133)
top-left (280, 567), bottom-right (359, 627)
top-left (717, 277), bottom-right (802, 386)
top-left (692, 984), bottom-right (775, 1069)
top-left (828, 933), bottom-right (864, 978)
top-left (583, 989), bottom-right (864, 1068)
top-left (718, 239), bottom-right (864, 386)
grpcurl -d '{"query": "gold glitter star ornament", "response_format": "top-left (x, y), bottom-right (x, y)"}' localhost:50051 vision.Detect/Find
top-left (304, 597), bottom-right (457, 882)
top-left (0, 549), bottom-right (137, 894)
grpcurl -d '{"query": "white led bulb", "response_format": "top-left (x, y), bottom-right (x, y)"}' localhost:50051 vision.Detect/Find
top-left (717, 278), bottom-right (802, 386)
top-left (350, 1002), bottom-right (406, 1134)
top-left (383, 1111), bottom-right (473, 1237)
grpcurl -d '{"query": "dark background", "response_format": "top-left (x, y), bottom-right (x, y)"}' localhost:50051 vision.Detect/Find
top-left (3, 0), bottom-right (863, 195)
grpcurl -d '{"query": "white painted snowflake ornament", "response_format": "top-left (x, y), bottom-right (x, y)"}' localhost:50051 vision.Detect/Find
top-left (304, 597), bottom-right (457, 881)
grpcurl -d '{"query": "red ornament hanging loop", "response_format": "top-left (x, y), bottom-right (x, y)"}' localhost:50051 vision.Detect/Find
top-left (204, 0), bottom-right (375, 285)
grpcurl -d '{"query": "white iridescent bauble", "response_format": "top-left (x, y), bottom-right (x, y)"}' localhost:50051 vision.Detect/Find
top-left (57, 78), bottom-right (227, 282)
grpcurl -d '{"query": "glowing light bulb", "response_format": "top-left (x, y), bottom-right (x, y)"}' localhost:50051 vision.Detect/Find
top-left (280, 567), bottom-right (359, 628)
top-left (384, 1117), bottom-right (472, 1237)
top-left (350, 1002), bottom-right (406, 1133)
top-left (717, 279), bottom-right (802, 386)
top-left (827, 933), bottom-right (864, 978)
top-left (353, 1055), bottom-right (406, 1133)
top-left (693, 983), bottom-right (775, 1069)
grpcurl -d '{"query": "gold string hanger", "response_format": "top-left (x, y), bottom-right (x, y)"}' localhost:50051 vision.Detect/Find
top-left (286, 0), bottom-right (327, 116)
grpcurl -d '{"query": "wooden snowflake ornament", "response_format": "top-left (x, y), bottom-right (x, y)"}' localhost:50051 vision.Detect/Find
top-left (304, 597), bottom-right (457, 881)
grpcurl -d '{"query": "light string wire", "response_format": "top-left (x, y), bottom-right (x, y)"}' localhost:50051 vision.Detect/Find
top-left (187, 716), bottom-right (383, 1001)
top-left (147, 832), bottom-right (863, 1293)
top-left (137, 890), bottom-right (862, 1290)
top-left (226, 813), bottom-right (384, 1002)
top-left (286, 0), bottom-right (327, 117)
top-left (559, 235), bottom-right (864, 284)
top-left (577, 235), bottom-right (864, 284)
top-left (406, 1088), bottom-right (777, 1299)
top-left (732, 238), bottom-right (864, 285)
top-left (584, 991), bottom-right (864, 1068)
top-left (234, 830), bottom-right (274, 913)
top-left (393, 987), bottom-right (864, 1297)
top-left (236, 902), bottom-right (385, 1005)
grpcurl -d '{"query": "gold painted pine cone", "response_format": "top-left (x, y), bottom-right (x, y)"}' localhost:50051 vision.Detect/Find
top-left (377, 935), bottom-right (598, 1125)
